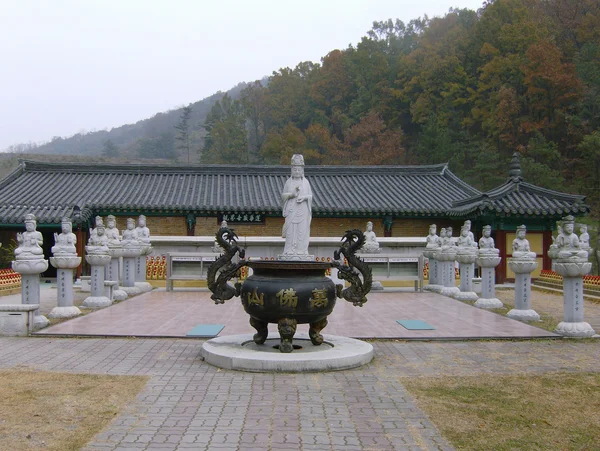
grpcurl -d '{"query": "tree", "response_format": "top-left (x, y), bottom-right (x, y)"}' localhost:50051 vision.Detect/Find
top-left (136, 132), bottom-right (176, 160)
top-left (241, 82), bottom-right (269, 163)
top-left (329, 112), bottom-right (405, 165)
top-left (175, 105), bottom-right (193, 163)
top-left (202, 94), bottom-right (249, 163)
top-left (102, 140), bottom-right (119, 158)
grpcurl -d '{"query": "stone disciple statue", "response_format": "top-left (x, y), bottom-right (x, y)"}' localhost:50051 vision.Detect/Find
top-left (122, 218), bottom-right (139, 246)
top-left (463, 220), bottom-right (475, 243)
top-left (362, 221), bottom-right (381, 253)
top-left (281, 154), bottom-right (313, 258)
top-left (135, 215), bottom-right (150, 245)
top-left (511, 225), bottom-right (537, 260)
top-left (105, 215), bottom-right (120, 245)
top-left (52, 217), bottom-right (77, 255)
top-left (479, 225), bottom-right (499, 255)
top-left (446, 226), bottom-right (456, 245)
top-left (426, 224), bottom-right (440, 248)
top-left (579, 225), bottom-right (590, 250)
top-left (15, 213), bottom-right (44, 260)
top-left (87, 220), bottom-right (109, 253)
top-left (457, 224), bottom-right (477, 249)
top-left (556, 216), bottom-right (588, 260)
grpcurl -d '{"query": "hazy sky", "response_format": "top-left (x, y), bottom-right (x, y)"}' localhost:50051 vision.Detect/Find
top-left (0, 0), bottom-right (484, 150)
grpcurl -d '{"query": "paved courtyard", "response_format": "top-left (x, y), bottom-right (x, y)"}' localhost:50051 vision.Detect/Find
top-left (36, 289), bottom-right (557, 340)
top-left (1, 336), bottom-right (599, 451)
top-left (1, 287), bottom-right (600, 450)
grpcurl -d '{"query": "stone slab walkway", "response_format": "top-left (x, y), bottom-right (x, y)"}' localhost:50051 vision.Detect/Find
top-left (36, 290), bottom-right (557, 340)
top-left (1, 337), bottom-right (599, 450)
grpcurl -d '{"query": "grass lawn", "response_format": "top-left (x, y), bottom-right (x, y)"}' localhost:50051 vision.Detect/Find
top-left (0, 369), bottom-right (148, 450)
top-left (403, 372), bottom-right (600, 450)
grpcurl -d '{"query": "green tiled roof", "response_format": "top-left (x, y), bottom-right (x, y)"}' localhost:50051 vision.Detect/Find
top-left (451, 178), bottom-right (589, 217)
top-left (0, 160), bottom-right (482, 224)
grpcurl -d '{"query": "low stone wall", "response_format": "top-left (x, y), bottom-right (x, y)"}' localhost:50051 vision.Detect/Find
top-left (148, 235), bottom-right (427, 261)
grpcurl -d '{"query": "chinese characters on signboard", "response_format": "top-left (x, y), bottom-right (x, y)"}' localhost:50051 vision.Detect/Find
top-left (219, 213), bottom-right (264, 224)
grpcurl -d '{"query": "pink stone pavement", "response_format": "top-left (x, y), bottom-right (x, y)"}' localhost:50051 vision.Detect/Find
top-left (37, 289), bottom-right (558, 339)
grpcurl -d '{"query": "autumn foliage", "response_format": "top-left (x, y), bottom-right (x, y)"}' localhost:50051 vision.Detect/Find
top-left (201, 0), bottom-right (600, 214)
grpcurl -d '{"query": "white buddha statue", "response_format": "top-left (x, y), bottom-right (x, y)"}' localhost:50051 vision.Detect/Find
top-left (511, 225), bottom-right (537, 260)
top-left (135, 215), bottom-right (150, 245)
top-left (51, 217), bottom-right (77, 255)
top-left (122, 218), bottom-right (139, 247)
top-left (87, 222), bottom-right (109, 254)
top-left (478, 225), bottom-right (499, 255)
top-left (457, 224), bottom-right (477, 249)
top-left (362, 221), bottom-right (381, 253)
top-left (105, 215), bottom-right (120, 246)
top-left (556, 216), bottom-right (588, 260)
top-left (426, 224), bottom-right (440, 249)
top-left (15, 214), bottom-right (44, 260)
top-left (280, 154), bottom-right (313, 259)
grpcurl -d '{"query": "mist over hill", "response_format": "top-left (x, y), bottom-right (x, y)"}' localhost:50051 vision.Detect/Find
top-left (4, 81), bottom-right (252, 163)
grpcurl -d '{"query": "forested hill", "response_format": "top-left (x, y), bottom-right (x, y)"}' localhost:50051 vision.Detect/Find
top-left (10, 0), bottom-right (600, 215)
top-left (200, 0), bottom-right (600, 214)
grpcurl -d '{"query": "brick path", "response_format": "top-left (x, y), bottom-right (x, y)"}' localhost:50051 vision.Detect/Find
top-left (1, 336), bottom-right (599, 451)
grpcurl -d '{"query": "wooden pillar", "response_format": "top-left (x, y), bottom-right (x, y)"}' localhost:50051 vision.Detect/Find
top-left (75, 228), bottom-right (85, 279)
top-left (542, 230), bottom-right (552, 270)
top-left (383, 216), bottom-right (393, 237)
top-left (496, 230), bottom-right (507, 284)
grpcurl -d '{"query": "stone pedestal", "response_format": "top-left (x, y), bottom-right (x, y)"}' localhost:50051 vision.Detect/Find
top-left (423, 249), bottom-right (442, 293)
top-left (438, 249), bottom-right (459, 297)
top-left (83, 252), bottom-right (112, 308)
top-left (12, 259), bottom-right (49, 330)
top-left (0, 304), bottom-right (39, 336)
top-left (135, 245), bottom-right (153, 292)
top-left (507, 259), bottom-right (540, 322)
top-left (49, 255), bottom-right (82, 318)
top-left (121, 246), bottom-right (142, 296)
top-left (474, 254), bottom-right (503, 309)
top-left (455, 250), bottom-right (478, 302)
top-left (553, 261), bottom-right (596, 337)
top-left (107, 246), bottom-right (127, 301)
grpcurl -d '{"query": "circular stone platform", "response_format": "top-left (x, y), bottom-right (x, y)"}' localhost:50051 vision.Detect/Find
top-left (201, 333), bottom-right (373, 372)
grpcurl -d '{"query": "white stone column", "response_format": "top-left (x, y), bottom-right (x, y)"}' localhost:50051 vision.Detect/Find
top-left (474, 254), bottom-right (503, 309)
top-left (439, 248), bottom-right (459, 297)
top-left (49, 255), bottom-right (82, 318)
top-left (107, 246), bottom-right (127, 301)
top-left (507, 259), bottom-right (539, 321)
top-left (455, 250), bottom-right (478, 302)
top-left (12, 259), bottom-right (49, 330)
top-left (83, 253), bottom-right (112, 308)
top-left (121, 246), bottom-right (142, 295)
top-left (135, 245), bottom-right (153, 292)
top-left (423, 249), bottom-right (442, 293)
top-left (553, 261), bottom-right (596, 337)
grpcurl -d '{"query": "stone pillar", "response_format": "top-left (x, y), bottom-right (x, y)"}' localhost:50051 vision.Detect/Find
top-left (474, 254), bottom-right (503, 309)
top-left (506, 259), bottom-right (540, 322)
top-left (423, 249), bottom-right (442, 293)
top-left (455, 250), bottom-right (478, 302)
top-left (439, 248), bottom-right (459, 297)
top-left (548, 216), bottom-right (596, 337)
top-left (121, 246), bottom-right (142, 296)
top-left (135, 245), bottom-right (153, 292)
top-left (83, 252), bottom-right (112, 308)
top-left (12, 260), bottom-right (49, 330)
top-left (553, 261), bottom-right (596, 337)
top-left (49, 255), bottom-right (82, 318)
top-left (107, 246), bottom-right (127, 301)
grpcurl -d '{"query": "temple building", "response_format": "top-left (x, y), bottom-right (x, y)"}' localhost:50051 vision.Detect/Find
top-left (0, 155), bottom-right (589, 283)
